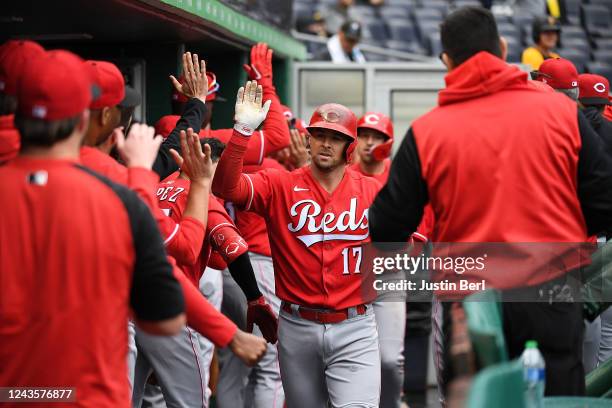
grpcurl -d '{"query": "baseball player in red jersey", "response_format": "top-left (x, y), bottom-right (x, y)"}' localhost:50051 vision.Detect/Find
top-left (0, 49), bottom-right (186, 408)
top-left (76, 54), bottom-right (267, 405)
top-left (216, 156), bottom-right (288, 408)
top-left (133, 132), bottom-right (276, 407)
top-left (351, 112), bottom-right (434, 408)
top-left (0, 40), bottom-right (45, 163)
top-left (350, 112), bottom-right (393, 184)
top-left (213, 81), bottom-right (382, 407)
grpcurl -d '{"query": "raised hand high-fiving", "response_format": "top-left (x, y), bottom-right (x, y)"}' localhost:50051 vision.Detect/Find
top-left (233, 80), bottom-right (271, 136)
top-left (169, 52), bottom-right (208, 104)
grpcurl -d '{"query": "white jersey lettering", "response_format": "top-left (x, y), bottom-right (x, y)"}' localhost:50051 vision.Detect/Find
top-left (287, 197), bottom-right (369, 247)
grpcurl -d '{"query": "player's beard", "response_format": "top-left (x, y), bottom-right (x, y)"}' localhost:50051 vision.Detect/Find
top-left (312, 150), bottom-right (343, 172)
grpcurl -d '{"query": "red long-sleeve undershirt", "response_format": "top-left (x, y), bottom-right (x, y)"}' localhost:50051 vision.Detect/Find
top-left (212, 130), bottom-right (253, 208)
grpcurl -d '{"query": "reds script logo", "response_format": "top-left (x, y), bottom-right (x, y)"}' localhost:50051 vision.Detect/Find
top-left (287, 197), bottom-right (369, 247)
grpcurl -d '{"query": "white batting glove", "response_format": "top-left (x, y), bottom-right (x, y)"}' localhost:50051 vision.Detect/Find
top-left (233, 80), bottom-right (271, 136)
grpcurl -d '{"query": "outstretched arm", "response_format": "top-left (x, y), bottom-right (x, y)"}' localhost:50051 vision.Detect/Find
top-left (212, 80), bottom-right (271, 207)
top-left (154, 52), bottom-right (209, 178)
top-left (243, 43), bottom-right (291, 159)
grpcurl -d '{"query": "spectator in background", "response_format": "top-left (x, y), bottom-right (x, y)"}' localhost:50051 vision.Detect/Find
top-left (522, 16), bottom-right (561, 70)
top-left (532, 58), bottom-right (579, 101)
top-left (521, 17), bottom-right (561, 70)
top-left (314, 20), bottom-right (366, 63)
top-left (296, 11), bottom-right (327, 38)
top-left (320, 0), bottom-right (353, 36)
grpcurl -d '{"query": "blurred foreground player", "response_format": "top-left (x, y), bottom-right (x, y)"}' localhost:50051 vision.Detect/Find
top-left (0, 40), bottom-right (45, 162)
top-left (214, 81), bottom-right (382, 408)
top-left (370, 6), bottom-right (612, 397)
top-left (0, 50), bottom-right (186, 408)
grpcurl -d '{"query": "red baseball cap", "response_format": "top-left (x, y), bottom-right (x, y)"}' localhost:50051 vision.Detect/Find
top-left (533, 58), bottom-right (578, 90)
top-left (154, 115), bottom-right (180, 138)
top-left (0, 40), bottom-right (45, 96)
top-left (17, 50), bottom-right (95, 120)
top-left (171, 71), bottom-right (224, 103)
top-left (357, 112), bottom-right (394, 140)
top-left (578, 73), bottom-right (611, 106)
top-left (86, 60), bottom-right (140, 109)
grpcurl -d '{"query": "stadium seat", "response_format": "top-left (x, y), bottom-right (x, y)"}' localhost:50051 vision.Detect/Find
top-left (294, 3), bottom-right (314, 24)
top-left (416, 20), bottom-right (441, 45)
top-left (387, 18), bottom-right (417, 43)
top-left (561, 48), bottom-right (590, 71)
top-left (522, 26), bottom-right (533, 47)
top-left (413, 8), bottom-right (443, 24)
top-left (594, 37), bottom-right (612, 50)
top-left (593, 49), bottom-right (612, 65)
top-left (497, 23), bottom-right (521, 45)
top-left (561, 25), bottom-right (589, 43)
top-left (386, 39), bottom-right (413, 53)
top-left (582, 5), bottom-right (612, 37)
top-left (363, 20), bottom-right (389, 42)
top-left (559, 38), bottom-right (590, 53)
top-left (348, 5), bottom-right (376, 21)
top-left (504, 37), bottom-right (522, 63)
top-left (426, 32), bottom-right (442, 57)
top-left (466, 361), bottom-right (526, 408)
top-left (586, 61), bottom-right (612, 80)
top-left (384, 0), bottom-right (416, 5)
top-left (379, 6), bottom-right (412, 20)
top-left (585, 357), bottom-right (612, 397)
top-left (454, 0), bottom-right (482, 8)
top-left (512, 12), bottom-right (535, 34)
top-left (363, 50), bottom-right (388, 62)
top-left (494, 15), bottom-right (513, 25)
top-left (589, 0), bottom-right (612, 16)
top-left (463, 290), bottom-right (508, 368)
top-left (421, 0), bottom-right (449, 17)
top-left (564, 0), bottom-right (582, 26)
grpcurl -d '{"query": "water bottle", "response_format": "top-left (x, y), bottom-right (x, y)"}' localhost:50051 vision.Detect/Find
top-left (521, 340), bottom-right (545, 408)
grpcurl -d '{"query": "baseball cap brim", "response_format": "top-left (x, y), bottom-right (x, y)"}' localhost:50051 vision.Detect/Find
top-left (306, 122), bottom-right (354, 140)
top-left (579, 97), bottom-right (612, 106)
top-left (118, 85), bottom-right (141, 108)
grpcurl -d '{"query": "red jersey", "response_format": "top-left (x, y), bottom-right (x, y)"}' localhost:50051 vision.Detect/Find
top-left (80, 146), bottom-right (205, 265)
top-left (157, 173), bottom-right (247, 285)
top-left (80, 147), bottom-right (237, 347)
top-left (232, 158), bottom-right (288, 257)
top-left (350, 159), bottom-right (434, 240)
top-left (349, 159), bottom-right (391, 185)
top-left (213, 132), bottom-right (382, 309)
top-left (0, 157), bottom-right (168, 407)
top-left (604, 104), bottom-right (612, 122)
top-left (0, 114), bottom-right (19, 163)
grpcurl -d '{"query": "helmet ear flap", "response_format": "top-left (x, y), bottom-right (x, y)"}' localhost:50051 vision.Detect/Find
top-left (345, 139), bottom-right (357, 163)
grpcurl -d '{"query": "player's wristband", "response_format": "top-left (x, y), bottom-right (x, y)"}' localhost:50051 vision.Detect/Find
top-left (234, 122), bottom-right (255, 137)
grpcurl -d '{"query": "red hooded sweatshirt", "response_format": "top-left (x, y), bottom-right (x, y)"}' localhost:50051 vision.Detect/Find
top-left (370, 52), bottom-right (595, 297)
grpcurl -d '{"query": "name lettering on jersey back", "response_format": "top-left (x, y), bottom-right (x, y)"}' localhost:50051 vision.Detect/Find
top-left (288, 197), bottom-right (369, 247)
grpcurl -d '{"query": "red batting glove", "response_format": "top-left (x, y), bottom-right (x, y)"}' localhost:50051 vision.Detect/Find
top-left (246, 296), bottom-right (278, 344)
top-left (243, 43), bottom-right (273, 85)
top-left (371, 139), bottom-right (393, 161)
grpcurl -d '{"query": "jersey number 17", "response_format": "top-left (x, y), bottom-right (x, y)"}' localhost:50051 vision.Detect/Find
top-left (341, 246), bottom-right (362, 275)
